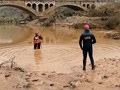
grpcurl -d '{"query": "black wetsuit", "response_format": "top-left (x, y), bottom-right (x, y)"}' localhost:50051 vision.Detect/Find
top-left (34, 35), bottom-right (43, 49)
top-left (79, 29), bottom-right (96, 70)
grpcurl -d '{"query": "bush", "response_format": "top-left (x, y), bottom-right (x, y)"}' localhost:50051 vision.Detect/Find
top-left (49, 17), bottom-right (55, 23)
top-left (89, 8), bottom-right (114, 17)
top-left (89, 23), bottom-right (96, 29)
top-left (104, 14), bottom-right (120, 30)
top-left (42, 21), bottom-right (52, 27)
top-left (73, 23), bottom-right (84, 29)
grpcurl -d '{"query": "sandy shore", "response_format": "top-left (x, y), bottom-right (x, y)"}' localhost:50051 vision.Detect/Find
top-left (0, 58), bottom-right (120, 90)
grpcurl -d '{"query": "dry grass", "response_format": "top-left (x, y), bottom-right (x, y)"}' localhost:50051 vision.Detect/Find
top-left (89, 2), bottom-right (120, 17)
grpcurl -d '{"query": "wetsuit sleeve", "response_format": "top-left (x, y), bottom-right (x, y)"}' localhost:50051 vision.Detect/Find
top-left (92, 34), bottom-right (96, 44)
top-left (79, 35), bottom-right (83, 50)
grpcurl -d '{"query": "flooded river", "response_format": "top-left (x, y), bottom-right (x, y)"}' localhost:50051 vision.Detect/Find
top-left (0, 25), bottom-right (32, 45)
top-left (0, 25), bottom-right (120, 73)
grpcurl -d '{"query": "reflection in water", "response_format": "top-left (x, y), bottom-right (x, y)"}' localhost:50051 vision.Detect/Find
top-left (34, 49), bottom-right (42, 65)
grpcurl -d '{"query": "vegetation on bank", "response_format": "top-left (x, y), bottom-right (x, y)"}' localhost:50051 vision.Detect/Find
top-left (88, 2), bottom-right (120, 30)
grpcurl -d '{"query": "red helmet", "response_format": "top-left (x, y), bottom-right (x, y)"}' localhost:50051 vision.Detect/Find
top-left (84, 25), bottom-right (89, 29)
top-left (35, 32), bottom-right (38, 34)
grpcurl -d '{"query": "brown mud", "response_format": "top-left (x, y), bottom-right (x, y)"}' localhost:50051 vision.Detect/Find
top-left (0, 25), bottom-right (120, 90)
top-left (0, 58), bottom-right (120, 90)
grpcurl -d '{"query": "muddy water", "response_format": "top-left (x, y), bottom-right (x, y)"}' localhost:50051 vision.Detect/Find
top-left (0, 26), bottom-right (120, 73)
top-left (0, 25), bottom-right (32, 45)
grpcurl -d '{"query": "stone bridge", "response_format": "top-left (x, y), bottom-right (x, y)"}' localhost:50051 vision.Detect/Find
top-left (0, 1), bottom-right (39, 19)
top-left (0, 0), bottom-right (108, 19)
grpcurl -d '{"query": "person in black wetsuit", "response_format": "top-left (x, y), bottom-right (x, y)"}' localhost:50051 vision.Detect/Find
top-left (79, 25), bottom-right (96, 70)
top-left (34, 32), bottom-right (43, 49)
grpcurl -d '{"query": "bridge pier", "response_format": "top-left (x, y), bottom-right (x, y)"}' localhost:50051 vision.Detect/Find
top-left (36, 4), bottom-right (39, 12)
top-left (42, 4), bottom-right (45, 12)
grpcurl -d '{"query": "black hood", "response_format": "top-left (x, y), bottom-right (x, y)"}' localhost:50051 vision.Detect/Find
top-left (35, 33), bottom-right (38, 37)
top-left (84, 28), bottom-right (90, 33)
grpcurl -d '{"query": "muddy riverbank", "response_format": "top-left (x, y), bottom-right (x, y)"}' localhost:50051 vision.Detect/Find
top-left (0, 57), bottom-right (120, 90)
top-left (0, 25), bottom-right (120, 90)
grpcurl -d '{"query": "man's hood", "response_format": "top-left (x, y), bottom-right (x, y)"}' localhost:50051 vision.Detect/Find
top-left (84, 28), bottom-right (90, 33)
top-left (35, 33), bottom-right (38, 37)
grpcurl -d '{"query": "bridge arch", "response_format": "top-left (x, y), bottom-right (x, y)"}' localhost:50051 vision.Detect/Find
top-left (91, 4), bottom-right (96, 9)
top-left (59, 5), bottom-right (85, 11)
top-left (83, 4), bottom-right (86, 7)
top-left (50, 3), bottom-right (53, 7)
top-left (45, 3), bottom-right (48, 10)
top-left (87, 4), bottom-right (90, 9)
top-left (44, 4), bottom-right (87, 16)
top-left (32, 3), bottom-right (36, 10)
top-left (38, 4), bottom-right (43, 12)
top-left (38, 2), bottom-right (44, 5)
top-left (27, 3), bottom-right (31, 7)
top-left (0, 3), bottom-right (39, 19)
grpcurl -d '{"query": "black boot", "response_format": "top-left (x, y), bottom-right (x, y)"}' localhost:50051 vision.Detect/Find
top-left (83, 67), bottom-right (86, 70)
top-left (92, 66), bottom-right (95, 70)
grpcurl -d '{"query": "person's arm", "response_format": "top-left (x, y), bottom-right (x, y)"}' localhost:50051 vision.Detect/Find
top-left (92, 34), bottom-right (96, 44)
top-left (79, 35), bottom-right (83, 50)
top-left (39, 36), bottom-right (43, 40)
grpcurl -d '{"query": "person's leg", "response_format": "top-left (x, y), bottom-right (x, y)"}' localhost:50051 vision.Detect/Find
top-left (34, 44), bottom-right (36, 49)
top-left (39, 43), bottom-right (41, 49)
top-left (88, 49), bottom-right (94, 70)
top-left (38, 43), bottom-right (40, 49)
top-left (83, 50), bottom-right (87, 70)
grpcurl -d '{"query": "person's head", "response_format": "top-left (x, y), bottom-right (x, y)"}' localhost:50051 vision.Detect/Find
top-left (84, 24), bottom-right (89, 29)
top-left (35, 32), bottom-right (38, 36)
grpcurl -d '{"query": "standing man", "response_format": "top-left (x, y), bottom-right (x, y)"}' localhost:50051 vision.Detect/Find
top-left (79, 25), bottom-right (96, 70)
top-left (34, 32), bottom-right (43, 49)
